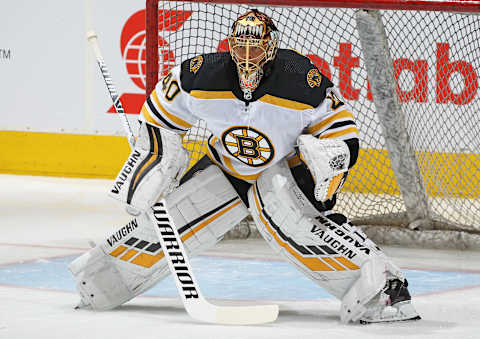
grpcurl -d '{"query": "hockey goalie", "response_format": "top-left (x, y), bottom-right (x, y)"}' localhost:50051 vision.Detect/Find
top-left (69, 9), bottom-right (420, 324)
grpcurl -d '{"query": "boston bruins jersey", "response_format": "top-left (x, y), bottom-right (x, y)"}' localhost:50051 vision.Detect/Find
top-left (139, 50), bottom-right (358, 183)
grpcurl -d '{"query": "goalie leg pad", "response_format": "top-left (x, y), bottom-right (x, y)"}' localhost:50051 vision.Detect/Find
top-left (248, 160), bottom-right (405, 319)
top-left (69, 164), bottom-right (249, 310)
top-left (68, 212), bottom-right (171, 310)
top-left (109, 122), bottom-right (188, 213)
top-left (341, 258), bottom-right (420, 324)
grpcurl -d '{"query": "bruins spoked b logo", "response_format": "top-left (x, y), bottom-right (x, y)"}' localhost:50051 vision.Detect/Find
top-left (307, 68), bottom-right (322, 88)
top-left (190, 56), bottom-right (203, 74)
top-left (221, 126), bottom-right (274, 167)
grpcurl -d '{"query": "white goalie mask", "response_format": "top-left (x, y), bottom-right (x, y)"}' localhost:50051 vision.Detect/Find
top-left (228, 9), bottom-right (279, 100)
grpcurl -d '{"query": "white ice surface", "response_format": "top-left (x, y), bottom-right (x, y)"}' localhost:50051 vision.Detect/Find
top-left (1, 174), bottom-right (480, 339)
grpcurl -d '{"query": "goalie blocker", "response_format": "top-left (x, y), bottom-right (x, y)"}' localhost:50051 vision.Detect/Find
top-left (109, 122), bottom-right (188, 214)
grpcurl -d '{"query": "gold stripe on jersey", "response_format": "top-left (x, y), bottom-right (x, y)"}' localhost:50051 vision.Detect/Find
top-left (223, 155), bottom-right (262, 181)
top-left (205, 137), bottom-right (263, 182)
top-left (190, 90), bottom-right (237, 100)
top-left (319, 127), bottom-right (359, 140)
top-left (308, 110), bottom-right (354, 135)
top-left (152, 90), bottom-right (192, 129)
top-left (141, 105), bottom-right (165, 128)
top-left (223, 155), bottom-right (238, 173)
top-left (259, 94), bottom-right (313, 111)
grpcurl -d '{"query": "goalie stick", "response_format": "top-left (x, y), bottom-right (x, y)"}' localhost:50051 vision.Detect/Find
top-left (86, 30), bottom-right (136, 148)
top-left (86, 30), bottom-right (279, 325)
top-left (150, 200), bottom-right (278, 325)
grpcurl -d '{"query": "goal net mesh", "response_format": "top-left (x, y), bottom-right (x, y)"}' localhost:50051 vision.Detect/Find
top-left (151, 1), bottom-right (480, 245)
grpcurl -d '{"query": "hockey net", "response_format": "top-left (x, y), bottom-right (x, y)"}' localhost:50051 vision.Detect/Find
top-left (146, 0), bottom-right (480, 249)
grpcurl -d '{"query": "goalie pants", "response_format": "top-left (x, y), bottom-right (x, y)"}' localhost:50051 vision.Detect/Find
top-left (187, 156), bottom-right (338, 213)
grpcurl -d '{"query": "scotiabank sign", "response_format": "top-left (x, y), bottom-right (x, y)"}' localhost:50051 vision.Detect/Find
top-left (309, 42), bottom-right (477, 105)
top-left (111, 9), bottom-right (478, 114)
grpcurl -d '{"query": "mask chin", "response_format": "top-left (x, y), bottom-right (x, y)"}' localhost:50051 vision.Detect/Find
top-left (237, 67), bottom-right (264, 100)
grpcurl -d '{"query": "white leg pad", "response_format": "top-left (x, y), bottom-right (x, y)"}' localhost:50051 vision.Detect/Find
top-left (340, 256), bottom-right (387, 323)
top-left (248, 160), bottom-right (404, 315)
top-left (69, 164), bottom-right (248, 310)
top-left (340, 256), bottom-right (405, 323)
top-left (68, 245), bottom-right (149, 310)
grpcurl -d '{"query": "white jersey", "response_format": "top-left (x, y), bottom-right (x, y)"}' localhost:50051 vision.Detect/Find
top-left (140, 50), bottom-right (358, 182)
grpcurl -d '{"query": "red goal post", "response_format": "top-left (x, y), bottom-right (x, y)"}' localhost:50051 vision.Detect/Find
top-left (145, 0), bottom-right (480, 249)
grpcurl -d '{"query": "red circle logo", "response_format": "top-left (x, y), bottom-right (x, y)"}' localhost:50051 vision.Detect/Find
top-left (120, 10), bottom-right (176, 90)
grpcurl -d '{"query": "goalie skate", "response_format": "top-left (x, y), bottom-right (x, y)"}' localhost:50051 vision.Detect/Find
top-left (359, 279), bottom-right (421, 324)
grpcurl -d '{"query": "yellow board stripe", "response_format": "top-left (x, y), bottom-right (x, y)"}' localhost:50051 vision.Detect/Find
top-left (109, 245), bottom-right (128, 257)
top-left (2, 131), bottom-right (479, 199)
top-left (0, 131), bottom-right (130, 179)
top-left (259, 94), bottom-right (313, 111)
top-left (190, 90), bottom-right (237, 100)
top-left (252, 185), bottom-right (334, 271)
top-left (308, 110), bottom-right (354, 135)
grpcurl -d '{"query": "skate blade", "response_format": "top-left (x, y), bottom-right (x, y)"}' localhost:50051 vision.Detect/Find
top-left (360, 314), bottom-right (421, 324)
top-left (360, 301), bottom-right (421, 324)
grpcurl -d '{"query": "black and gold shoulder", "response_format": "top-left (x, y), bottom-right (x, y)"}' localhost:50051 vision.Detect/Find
top-left (180, 52), bottom-right (236, 93)
top-left (263, 49), bottom-right (334, 108)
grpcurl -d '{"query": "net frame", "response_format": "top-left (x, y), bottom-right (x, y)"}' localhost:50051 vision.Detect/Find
top-left (145, 0), bottom-right (480, 248)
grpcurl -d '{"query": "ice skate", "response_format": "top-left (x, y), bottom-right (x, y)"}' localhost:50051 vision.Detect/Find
top-left (360, 279), bottom-right (421, 324)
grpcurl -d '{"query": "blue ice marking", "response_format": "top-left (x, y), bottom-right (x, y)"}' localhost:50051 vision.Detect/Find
top-left (1, 256), bottom-right (480, 300)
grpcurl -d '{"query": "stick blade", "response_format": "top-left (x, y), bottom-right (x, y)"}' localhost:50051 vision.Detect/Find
top-left (188, 301), bottom-right (279, 325)
top-left (216, 304), bottom-right (279, 325)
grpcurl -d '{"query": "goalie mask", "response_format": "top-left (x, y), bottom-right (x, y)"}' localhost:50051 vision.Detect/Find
top-left (228, 9), bottom-right (279, 100)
